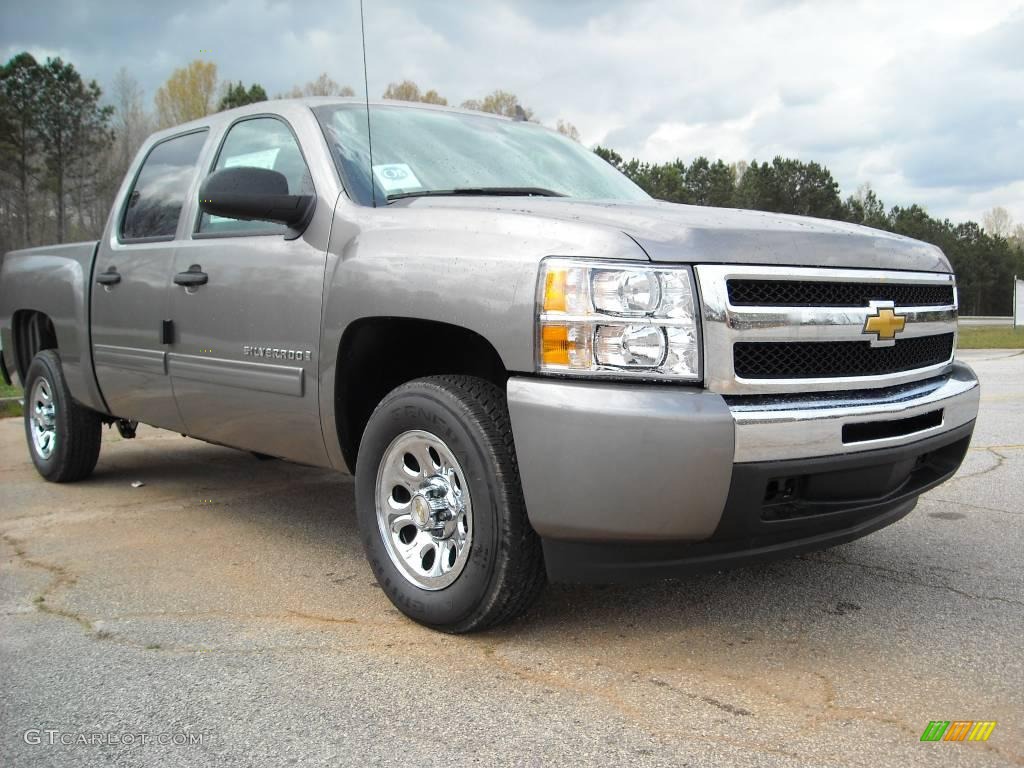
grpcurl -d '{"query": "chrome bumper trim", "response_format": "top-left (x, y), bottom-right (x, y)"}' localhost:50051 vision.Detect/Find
top-left (728, 361), bottom-right (979, 462)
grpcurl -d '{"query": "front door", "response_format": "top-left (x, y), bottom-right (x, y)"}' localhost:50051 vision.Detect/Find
top-left (166, 116), bottom-right (329, 466)
top-left (91, 129), bottom-right (209, 431)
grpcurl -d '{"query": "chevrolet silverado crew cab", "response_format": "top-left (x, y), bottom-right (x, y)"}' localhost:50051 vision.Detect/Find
top-left (0, 99), bottom-right (979, 632)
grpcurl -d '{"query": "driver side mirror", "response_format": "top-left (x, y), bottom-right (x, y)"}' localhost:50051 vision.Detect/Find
top-left (198, 167), bottom-right (313, 229)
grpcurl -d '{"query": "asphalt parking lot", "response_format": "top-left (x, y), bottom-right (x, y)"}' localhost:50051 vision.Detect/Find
top-left (1, 349), bottom-right (1022, 767)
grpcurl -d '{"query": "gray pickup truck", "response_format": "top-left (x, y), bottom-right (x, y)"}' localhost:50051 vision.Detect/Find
top-left (0, 98), bottom-right (979, 632)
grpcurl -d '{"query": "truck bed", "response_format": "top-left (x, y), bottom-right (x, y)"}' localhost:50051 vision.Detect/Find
top-left (0, 240), bottom-right (105, 412)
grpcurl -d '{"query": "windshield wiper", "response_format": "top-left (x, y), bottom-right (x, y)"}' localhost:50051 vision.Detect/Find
top-left (386, 187), bottom-right (566, 203)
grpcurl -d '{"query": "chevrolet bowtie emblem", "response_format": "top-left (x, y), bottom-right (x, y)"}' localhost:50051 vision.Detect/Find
top-left (863, 303), bottom-right (906, 345)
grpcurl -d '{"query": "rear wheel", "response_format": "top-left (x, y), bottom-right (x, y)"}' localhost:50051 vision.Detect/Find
top-left (23, 350), bottom-right (102, 482)
top-left (355, 375), bottom-right (545, 633)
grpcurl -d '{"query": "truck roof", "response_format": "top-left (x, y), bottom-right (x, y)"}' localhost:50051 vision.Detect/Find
top-left (147, 97), bottom-right (516, 143)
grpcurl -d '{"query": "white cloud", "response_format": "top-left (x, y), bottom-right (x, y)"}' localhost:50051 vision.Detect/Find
top-left (639, 106), bottom-right (768, 164)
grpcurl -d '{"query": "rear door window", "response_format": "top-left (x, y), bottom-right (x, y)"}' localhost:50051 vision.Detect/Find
top-left (121, 130), bottom-right (208, 241)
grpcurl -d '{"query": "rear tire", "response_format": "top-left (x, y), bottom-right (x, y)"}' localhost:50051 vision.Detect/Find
top-left (23, 350), bottom-right (102, 482)
top-left (355, 375), bottom-right (545, 633)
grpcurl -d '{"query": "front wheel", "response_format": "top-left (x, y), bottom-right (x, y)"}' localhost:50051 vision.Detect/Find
top-left (23, 350), bottom-right (102, 482)
top-left (355, 375), bottom-right (545, 633)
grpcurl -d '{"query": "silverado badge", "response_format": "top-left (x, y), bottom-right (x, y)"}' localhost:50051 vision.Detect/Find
top-left (863, 302), bottom-right (906, 347)
top-left (242, 345), bottom-right (312, 362)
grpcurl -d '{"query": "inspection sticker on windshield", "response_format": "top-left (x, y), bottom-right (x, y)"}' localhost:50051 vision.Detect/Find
top-left (225, 148), bottom-right (279, 170)
top-left (372, 163), bottom-right (423, 192)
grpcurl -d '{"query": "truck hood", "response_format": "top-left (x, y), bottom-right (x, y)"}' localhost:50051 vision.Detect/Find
top-left (400, 197), bottom-right (951, 273)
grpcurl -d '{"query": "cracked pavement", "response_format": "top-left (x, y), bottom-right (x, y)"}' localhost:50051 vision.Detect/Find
top-left (1, 349), bottom-right (1022, 767)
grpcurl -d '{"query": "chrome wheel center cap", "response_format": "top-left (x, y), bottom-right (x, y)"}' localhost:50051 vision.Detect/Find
top-left (411, 495), bottom-right (431, 529)
top-left (411, 473), bottom-right (461, 538)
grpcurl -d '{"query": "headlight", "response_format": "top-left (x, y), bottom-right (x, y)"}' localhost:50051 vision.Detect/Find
top-left (537, 258), bottom-right (701, 380)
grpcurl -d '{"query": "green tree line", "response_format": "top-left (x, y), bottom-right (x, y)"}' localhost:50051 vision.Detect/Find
top-left (2, 54), bottom-right (1021, 315)
top-left (594, 148), bottom-right (1024, 315)
top-left (0, 53), bottom-right (113, 247)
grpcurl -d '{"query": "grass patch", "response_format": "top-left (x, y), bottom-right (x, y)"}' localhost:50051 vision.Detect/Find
top-left (957, 325), bottom-right (1024, 349)
top-left (0, 381), bottom-right (21, 419)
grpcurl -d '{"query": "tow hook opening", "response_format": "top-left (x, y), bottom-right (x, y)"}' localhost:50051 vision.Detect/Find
top-left (764, 477), bottom-right (798, 504)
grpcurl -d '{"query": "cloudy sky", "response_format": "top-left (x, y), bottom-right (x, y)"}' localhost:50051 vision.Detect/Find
top-left (4, 0), bottom-right (1023, 225)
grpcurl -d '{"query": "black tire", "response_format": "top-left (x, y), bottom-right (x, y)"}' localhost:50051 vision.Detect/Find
top-left (23, 350), bottom-right (102, 482)
top-left (355, 375), bottom-right (545, 633)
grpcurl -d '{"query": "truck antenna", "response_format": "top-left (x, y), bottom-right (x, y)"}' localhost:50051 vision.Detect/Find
top-left (359, 0), bottom-right (376, 206)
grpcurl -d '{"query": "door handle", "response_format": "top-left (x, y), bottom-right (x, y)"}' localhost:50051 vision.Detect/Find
top-left (95, 268), bottom-right (121, 286)
top-left (174, 265), bottom-right (208, 287)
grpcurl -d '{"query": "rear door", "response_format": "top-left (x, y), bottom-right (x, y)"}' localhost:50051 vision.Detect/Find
top-left (166, 115), bottom-right (329, 465)
top-left (91, 129), bottom-right (209, 430)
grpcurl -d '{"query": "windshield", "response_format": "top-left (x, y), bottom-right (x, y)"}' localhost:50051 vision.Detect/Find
top-left (312, 103), bottom-right (649, 206)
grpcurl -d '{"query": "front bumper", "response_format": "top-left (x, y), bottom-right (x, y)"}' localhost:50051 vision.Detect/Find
top-left (506, 362), bottom-right (979, 583)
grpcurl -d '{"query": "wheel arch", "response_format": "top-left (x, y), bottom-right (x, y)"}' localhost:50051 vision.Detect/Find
top-left (332, 317), bottom-right (511, 472)
top-left (11, 309), bottom-right (59, 382)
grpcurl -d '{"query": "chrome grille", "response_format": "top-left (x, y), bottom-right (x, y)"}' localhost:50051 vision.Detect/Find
top-left (727, 279), bottom-right (954, 307)
top-left (696, 265), bottom-right (958, 395)
top-left (734, 333), bottom-right (955, 379)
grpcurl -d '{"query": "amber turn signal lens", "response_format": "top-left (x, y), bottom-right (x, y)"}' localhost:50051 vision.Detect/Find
top-left (541, 325), bottom-right (571, 365)
top-left (543, 269), bottom-right (567, 313)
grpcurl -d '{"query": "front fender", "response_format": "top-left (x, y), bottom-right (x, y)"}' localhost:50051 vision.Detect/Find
top-left (317, 199), bottom-right (647, 471)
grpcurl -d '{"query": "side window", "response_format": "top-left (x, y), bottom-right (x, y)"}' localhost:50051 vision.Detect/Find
top-left (121, 130), bottom-right (208, 241)
top-left (198, 117), bottom-right (314, 235)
